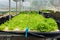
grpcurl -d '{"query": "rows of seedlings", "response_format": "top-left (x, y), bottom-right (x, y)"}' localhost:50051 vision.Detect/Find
top-left (0, 11), bottom-right (58, 32)
top-left (0, 11), bottom-right (60, 40)
top-left (39, 10), bottom-right (60, 30)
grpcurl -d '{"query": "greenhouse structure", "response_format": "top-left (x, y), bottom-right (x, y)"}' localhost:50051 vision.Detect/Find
top-left (0, 0), bottom-right (60, 40)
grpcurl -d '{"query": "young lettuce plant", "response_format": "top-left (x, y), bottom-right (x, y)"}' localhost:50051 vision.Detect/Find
top-left (36, 18), bottom-right (58, 32)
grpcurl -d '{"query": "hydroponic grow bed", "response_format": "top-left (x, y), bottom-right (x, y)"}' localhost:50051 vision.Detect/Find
top-left (0, 11), bottom-right (60, 40)
top-left (0, 11), bottom-right (58, 32)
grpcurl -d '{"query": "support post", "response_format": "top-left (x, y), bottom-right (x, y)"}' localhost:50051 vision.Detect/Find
top-left (16, 1), bottom-right (18, 15)
top-left (9, 0), bottom-right (11, 20)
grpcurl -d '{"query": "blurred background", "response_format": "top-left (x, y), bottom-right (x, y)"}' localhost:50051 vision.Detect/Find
top-left (0, 0), bottom-right (60, 11)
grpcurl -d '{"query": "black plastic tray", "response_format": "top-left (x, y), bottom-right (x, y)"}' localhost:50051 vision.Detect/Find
top-left (0, 31), bottom-right (60, 38)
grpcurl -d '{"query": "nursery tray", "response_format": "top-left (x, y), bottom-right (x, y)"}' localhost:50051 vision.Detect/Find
top-left (0, 31), bottom-right (60, 38)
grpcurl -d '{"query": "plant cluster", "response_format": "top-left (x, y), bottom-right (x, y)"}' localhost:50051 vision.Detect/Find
top-left (0, 11), bottom-right (58, 32)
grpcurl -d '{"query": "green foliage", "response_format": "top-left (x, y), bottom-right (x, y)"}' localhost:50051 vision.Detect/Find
top-left (0, 24), bottom-right (5, 30)
top-left (0, 11), bottom-right (58, 32)
top-left (40, 10), bottom-right (54, 13)
top-left (40, 10), bottom-right (50, 13)
top-left (36, 18), bottom-right (58, 32)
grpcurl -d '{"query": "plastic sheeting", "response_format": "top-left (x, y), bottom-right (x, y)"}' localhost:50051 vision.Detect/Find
top-left (22, 0), bottom-right (60, 11)
top-left (50, 0), bottom-right (60, 11)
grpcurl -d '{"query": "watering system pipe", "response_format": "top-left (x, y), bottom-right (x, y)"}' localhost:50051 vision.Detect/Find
top-left (25, 27), bottom-right (29, 40)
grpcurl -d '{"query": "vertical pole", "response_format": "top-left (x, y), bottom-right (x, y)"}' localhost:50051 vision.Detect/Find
top-left (21, 0), bottom-right (23, 11)
top-left (16, 1), bottom-right (18, 15)
top-left (57, 0), bottom-right (59, 11)
top-left (19, 0), bottom-right (22, 12)
top-left (18, 2), bottom-right (20, 14)
top-left (18, 1), bottom-right (20, 13)
top-left (9, 0), bottom-right (11, 20)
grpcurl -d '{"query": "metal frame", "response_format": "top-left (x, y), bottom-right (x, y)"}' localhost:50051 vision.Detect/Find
top-left (9, 0), bottom-right (24, 19)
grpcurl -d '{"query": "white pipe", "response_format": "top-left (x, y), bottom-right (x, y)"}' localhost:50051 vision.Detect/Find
top-left (19, 0), bottom-right (22, 12)
top-left (16, 1), bottom-right (18, 14)
top-left (9, 0), bottom-right (11, 20)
